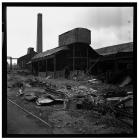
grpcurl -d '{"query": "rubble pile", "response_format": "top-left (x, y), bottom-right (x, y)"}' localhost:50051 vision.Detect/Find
top-left (22, 77), bottom-right (133, 117)
top-left (12, 74), bottom-right (133, 130)
top-left (54, 83), bottom-right (133, 120)
top-left (7, 69), bottom-right (134, 134)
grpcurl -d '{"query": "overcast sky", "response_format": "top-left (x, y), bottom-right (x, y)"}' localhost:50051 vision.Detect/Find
top-left (7, 7), bottom-right (133, 58)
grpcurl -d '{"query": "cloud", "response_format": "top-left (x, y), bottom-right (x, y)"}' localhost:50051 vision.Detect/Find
top-left (84, 7), bottom-right (133, 29)
top-left (91, 25), bottom-right (133, 49)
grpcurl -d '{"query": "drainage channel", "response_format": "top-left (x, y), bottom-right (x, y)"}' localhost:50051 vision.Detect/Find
top-left (7, 98), bottom-right (52, 128)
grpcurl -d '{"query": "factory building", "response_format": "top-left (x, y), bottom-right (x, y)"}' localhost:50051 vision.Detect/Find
top-left (31, 28), bottom-right (100, 78)
top-left (94, 42), bottom-right (133, 83)
top-left (17, 12), bottom-right (133, 82)
top-left (17, 47), bottom-right (37, 70)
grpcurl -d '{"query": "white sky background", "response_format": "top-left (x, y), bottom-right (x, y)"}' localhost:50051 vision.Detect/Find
top-left (7, 7), bottom-right (133, 58)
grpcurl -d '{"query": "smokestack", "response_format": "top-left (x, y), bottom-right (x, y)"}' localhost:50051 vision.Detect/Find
top-left (37, 13), bottom-right (42, 53)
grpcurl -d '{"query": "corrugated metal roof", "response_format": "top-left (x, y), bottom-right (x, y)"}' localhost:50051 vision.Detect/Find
top-left (95, 42), bottom-right (133, 56)
top-left (32, 46), bottom-right (69, 60)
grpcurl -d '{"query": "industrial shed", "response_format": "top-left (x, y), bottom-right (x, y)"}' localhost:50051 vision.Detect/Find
top-left (31, 28), bottom-right (100, 78)
top-left (93, 42), bottom-right (133, 83)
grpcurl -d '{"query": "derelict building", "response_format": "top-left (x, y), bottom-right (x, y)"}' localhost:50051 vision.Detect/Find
top-left (17, 47), bottom-right (37, 70)
top-left (31, 28), bottom-right (100, 78)
top-left (94, 42), bottom-right (133, 83)
top-left (17, 13), bottom-right (133, 83)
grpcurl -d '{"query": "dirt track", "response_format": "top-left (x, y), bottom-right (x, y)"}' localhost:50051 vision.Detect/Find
top-left (7, 100), bottom-right (52, 134)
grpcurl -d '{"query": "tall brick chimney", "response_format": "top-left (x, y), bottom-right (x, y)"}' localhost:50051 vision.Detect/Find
top-left (36, 13), bottom-right (42, 53)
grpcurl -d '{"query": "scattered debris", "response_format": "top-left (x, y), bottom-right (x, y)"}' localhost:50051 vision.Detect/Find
top-left (66, 84), bottom-right (72, 90)
top-left (88, 78), bottom-right (100, 84)
top-left (25, 83), bottom-right (32, 88)
top-left (119, 76), bottom-right (132, 87)
top-left (36, 96), bottom-right (64, 106)
top-left (24, 92), bottom-right (37, 101)
top-left (127, 91), bottom-right (133, 95)
top-left (45, 76), bottom-right (51, 80)
top-left (17, 88), bottom-right (24, 96)
top-left (36, 97), bottom-right (54, 106)
top-left (8, 71), bottom-right (133, 134)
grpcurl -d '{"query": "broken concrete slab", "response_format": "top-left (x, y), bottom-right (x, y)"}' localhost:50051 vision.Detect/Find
top-left (36, 97), bottom-right (64, 106)
top-left (36, 97), bottom-right (54, 106)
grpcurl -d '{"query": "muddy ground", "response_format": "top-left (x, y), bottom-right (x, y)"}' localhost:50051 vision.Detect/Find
top-left (7, 70), bottom-right (133, 134)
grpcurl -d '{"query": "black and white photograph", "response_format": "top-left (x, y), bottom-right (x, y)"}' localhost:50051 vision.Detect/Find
top-left (2, 2), bottom-right (137, 137)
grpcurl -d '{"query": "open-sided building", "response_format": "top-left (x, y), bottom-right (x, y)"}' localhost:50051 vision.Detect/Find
top-left (31, 28), bottom-right (100, 78)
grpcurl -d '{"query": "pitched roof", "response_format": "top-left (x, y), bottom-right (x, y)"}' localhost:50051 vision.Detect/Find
top-left (18, 51), bottom-right (37, 60)
top-left (95, 42), bottom-right (133, 56)
top-left (32, 45), bottom-right (69, 60)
